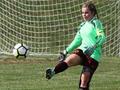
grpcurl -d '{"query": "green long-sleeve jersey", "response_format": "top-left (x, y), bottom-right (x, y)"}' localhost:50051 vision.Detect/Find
top-left (66, 17), bottom-right (106, 62)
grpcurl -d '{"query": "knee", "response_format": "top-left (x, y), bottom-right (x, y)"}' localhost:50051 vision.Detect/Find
top-left (79, 80), bottom-right (89, 90)
top-left (80, 79), bottom-right (88, 87)
top-left (79, 72), bottom-right (91, 89)
top-left (81, 74), bottom-right (90, 86)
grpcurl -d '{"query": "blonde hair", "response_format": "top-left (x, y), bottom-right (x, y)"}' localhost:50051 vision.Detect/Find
top-left (82, 1), bottom-right (99, 18)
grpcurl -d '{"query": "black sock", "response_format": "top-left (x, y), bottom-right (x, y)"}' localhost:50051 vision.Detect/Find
top-left (54, 62), bottom-right (68, 74)
top-left (79, 87), bottom-right (88, 90)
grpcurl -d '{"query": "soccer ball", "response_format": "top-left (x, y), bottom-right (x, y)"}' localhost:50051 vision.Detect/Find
top-left (13, 43), bottom-right (29, 58)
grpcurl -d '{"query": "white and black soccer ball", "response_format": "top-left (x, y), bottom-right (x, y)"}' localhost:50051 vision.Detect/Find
top-left (13, 43), bottom-right (29, 58)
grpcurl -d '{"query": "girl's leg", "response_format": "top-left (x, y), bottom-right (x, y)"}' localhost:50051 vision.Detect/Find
top-left (46, 53), bottom-right (81, 79)
top-left (79, 59), bottom-right (99, 90)
top-left (79, 67), bottom-right (93, 90)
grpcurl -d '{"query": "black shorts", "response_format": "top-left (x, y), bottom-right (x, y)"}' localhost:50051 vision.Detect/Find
top-left (72, 49), bottom-right (99, 74)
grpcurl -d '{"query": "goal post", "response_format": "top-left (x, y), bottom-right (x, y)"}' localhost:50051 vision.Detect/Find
top-left (0, 0), bottom-right (120, 57)
top-left (118, 2), bottom-right (120, 56)
top-left (102, 0), bottom-right (120, 56)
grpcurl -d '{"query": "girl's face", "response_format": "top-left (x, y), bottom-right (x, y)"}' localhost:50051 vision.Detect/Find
top-left (82, 7), bottom-right (94, 21)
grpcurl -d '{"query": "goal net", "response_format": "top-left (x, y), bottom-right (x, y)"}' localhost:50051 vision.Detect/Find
top-left (0, 0), bottom-right (120, 56)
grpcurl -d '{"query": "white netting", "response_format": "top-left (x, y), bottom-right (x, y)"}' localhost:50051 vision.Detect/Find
top-left (0, 0), bottom-right (120, 56)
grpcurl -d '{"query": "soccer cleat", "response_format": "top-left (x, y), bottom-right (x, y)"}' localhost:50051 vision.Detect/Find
top-left (46, 68), bottom-right (55, 79)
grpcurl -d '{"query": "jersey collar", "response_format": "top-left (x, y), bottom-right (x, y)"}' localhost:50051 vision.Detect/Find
top-left (89, 17), bottom-right (97, 22)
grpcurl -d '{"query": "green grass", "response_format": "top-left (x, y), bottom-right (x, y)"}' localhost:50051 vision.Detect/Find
top-left (0, 56), bottom-right (119, 90)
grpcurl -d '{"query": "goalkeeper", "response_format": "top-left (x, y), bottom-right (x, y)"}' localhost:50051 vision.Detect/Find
top-left (46, 1), bottom-right (106, 90)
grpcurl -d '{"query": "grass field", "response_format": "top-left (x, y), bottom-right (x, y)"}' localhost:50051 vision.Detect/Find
top-left (0, 56), bottom-right (119, 90)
